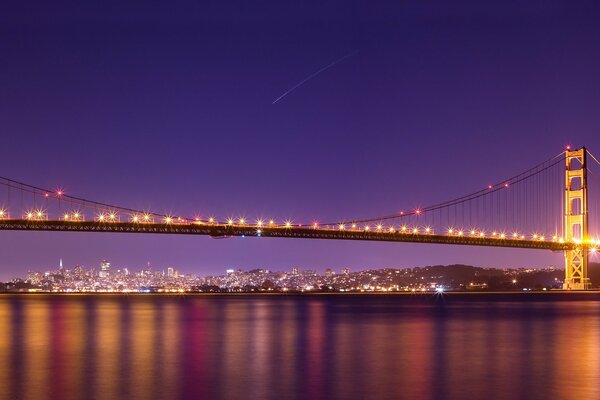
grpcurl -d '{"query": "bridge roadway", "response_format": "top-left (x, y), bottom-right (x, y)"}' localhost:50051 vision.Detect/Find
top-left (0, 219), bottom-right (574, 251)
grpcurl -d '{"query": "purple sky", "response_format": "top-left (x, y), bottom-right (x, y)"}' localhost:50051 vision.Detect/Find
top-left (1, 1), bottom-right (600, 279)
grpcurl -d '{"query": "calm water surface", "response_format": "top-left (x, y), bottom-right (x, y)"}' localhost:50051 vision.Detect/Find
top-left (0, 294), bottom-right (599, 400)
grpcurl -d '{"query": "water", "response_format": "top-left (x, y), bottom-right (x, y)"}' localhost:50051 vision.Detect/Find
top-left (1, 293), bottom-right (599, 400)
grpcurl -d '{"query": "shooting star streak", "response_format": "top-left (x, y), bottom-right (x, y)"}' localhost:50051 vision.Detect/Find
top-left (272, 50), bottom-right (359, 104)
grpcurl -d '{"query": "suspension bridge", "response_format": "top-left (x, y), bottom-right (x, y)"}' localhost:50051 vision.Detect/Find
top-left (1, 147), bottom-right (599, 289)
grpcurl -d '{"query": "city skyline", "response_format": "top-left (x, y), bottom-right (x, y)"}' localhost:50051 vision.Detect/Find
top-left (1, 1), bottom-right (600, 278)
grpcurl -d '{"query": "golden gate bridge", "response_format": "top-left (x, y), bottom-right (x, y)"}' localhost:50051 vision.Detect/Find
top-left (1, 147), bottom-right (599, 289)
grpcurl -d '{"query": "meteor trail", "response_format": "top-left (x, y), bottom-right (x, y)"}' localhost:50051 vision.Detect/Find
top-left (272, 50), bottom-right (359, 104)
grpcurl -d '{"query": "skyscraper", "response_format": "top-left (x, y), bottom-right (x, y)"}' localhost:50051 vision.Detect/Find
top-left (99, 260), bottom-right (110, 278)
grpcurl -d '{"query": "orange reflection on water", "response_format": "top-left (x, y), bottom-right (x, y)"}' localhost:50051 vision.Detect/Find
top-left (0, 295), bottom-right (599, 400)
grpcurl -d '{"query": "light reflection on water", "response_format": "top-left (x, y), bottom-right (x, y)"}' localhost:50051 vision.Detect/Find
top-left (0, 294), bottom-right (599, 400)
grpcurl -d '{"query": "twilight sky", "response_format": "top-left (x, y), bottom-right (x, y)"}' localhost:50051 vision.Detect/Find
top-left (1, 0), bottom-right (600, 279)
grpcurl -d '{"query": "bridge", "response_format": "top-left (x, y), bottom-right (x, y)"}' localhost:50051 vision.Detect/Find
top-left (1, 147), bottom-right (599, 289)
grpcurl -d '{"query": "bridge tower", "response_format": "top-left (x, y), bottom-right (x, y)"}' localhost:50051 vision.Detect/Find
top-left (563, 147), bottom-right (591, 290)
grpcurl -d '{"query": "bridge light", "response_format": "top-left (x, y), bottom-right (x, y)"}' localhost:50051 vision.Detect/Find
top-left (521, 235), bottom-right (525, 239)
top-left (56, 190), bottom-right (63, 196)
top-left (257, 220), bottom-right (264, 227)
top-left (227, 219), bottom-right (234, 225)
top-left (552, 235), bottom-right (557, 241)
top-left (376, 224), bottom-right (383, 231)
top-left (479, 232), bottom-right (485, 237)
top-left (143, 214), bottom-right (151, 222)
top-left (26, 212), bottom-right (33, 219)
top-left (412, 228), bottom-right (418, 234)
top-left (285, 221), bottom-right (292, 228)
top-left (500, 233), bottom-right (506, 239)
top-left (425, 227), bottom-right (431, 233)
top-left (351, 223), bottom-right (357, 229)
top-left (208, 217), bottom-right (215, 223)
top-left (533, 234), bottom-right (538, 239)
top-left (132, 215), bottom-right (139, 222)
top-left (109, 213), bottom-right (116, 220)
top-left (488, 185), bottom-right (492, 189)
top-left (458, 230), bottom-right (463, 236)
top-left (388, 227), bottom-right (395, 233)
top-left (239, 218), bottom-right (245, 225)
top-left (36, 211), bottom-right (44, 218)
top-left (470, 230), bottom-right (476, 235)
top-left (401, 226), bottom-right (407, 232)
top-left (504, 183), bottom-right (509, 188)
top-left (539, 236), bottom-right (545, 241)
top-left (339, 224), bottom-right (345, 230)
top-left (364, 225), bottom-right (370, 231)
top-left (448, 228), bottom-right (454, 234)
top-left (97, 214), bottom-right (105, 221)
top-left (74, 212), bottom-right (80, 219)
top-left (492, 231), bottom-right (497, 236)
top-left (164, 216), bottom-right (173, 224)
top-left (0, 209), bottom-right (5, 217)
top-left (415, 209), bottom-right (421, 215)
top-left (269, 220), bottom-right (275, 226)
top-left (513, 232), bottom-right (518, 238)
top-left (64, 213), bottom-right (69, 220)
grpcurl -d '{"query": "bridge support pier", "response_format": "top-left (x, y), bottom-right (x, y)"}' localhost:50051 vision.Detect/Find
top-left (563, 147), bottom-right (591, 290)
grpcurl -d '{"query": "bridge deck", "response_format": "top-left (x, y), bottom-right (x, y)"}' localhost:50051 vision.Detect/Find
top-left (0, 220), bottom-right (574, 251)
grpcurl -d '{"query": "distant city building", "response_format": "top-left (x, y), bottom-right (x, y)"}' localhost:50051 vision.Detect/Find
top-left (343, 267), bottom-right (350, 275)
top-left (99, 260), bottom-right (110, 278)
top-left (167, 267), bottom-right (175, 277)
top-left (292, 266), bottom-right (299, 275)
top-left (226, 269), bottom-right (235, 274)
top-left (325, 268), bottom-right (334, 277)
